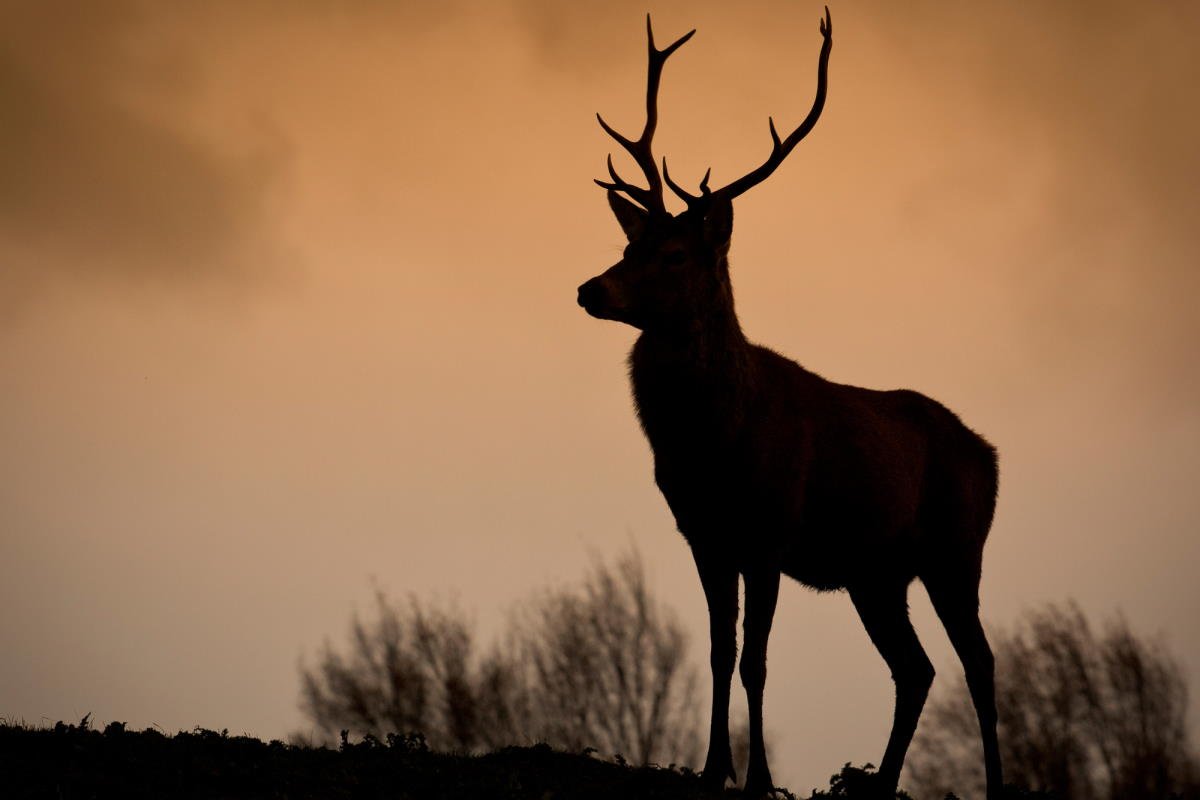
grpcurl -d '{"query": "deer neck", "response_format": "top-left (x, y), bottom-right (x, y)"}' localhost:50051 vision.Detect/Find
top-left (647, 305), bottom-right (745, 367)
top-left (630, 291), bottom-right (752, 424)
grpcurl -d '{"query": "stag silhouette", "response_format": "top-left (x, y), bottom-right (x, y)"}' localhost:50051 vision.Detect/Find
top-left (577, 9), bottom-right (1003, 799)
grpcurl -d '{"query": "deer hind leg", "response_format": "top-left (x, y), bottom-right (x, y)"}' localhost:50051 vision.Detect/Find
top-left (691, 547), bottom-right (739, 788)
top-left (740, 566), bottom-right (781, 797)
top-left (925, 572), bottom-right (1004, 800)
top-left (849, 581), bottom-right (935, 797)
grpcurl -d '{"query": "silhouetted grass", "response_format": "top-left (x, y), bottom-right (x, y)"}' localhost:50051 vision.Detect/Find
top-left (1, 716), bottom-right (1054, 799)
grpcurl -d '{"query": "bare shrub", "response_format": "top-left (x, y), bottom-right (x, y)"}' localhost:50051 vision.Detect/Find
top-left (510, 552), bottom-right (702, 766)
top-left (905, 601), bottom-right (1198, 800)
top-left (298, 595), bottom-right (482, 751)
top-left (298, 550), bottom-right (703, 766)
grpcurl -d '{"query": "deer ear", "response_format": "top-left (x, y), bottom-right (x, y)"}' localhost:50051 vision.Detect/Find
top-left (608, 191), bottom-right (648, 241)
top-left (703, 196), bottom-right (734, 249)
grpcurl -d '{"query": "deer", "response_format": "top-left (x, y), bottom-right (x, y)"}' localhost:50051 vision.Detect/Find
top-left (576, 8), bottom-right (1004, 799)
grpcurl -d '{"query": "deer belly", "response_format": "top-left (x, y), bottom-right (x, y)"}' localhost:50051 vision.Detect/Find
top-left (782, 481), bottom-right (923, 586)
top-left (654, 460), bottom-right (806, 555)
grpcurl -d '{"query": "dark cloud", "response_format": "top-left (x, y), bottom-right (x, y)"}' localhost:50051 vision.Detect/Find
top-left (881, 0), bottom-right (1200, 231)
top-left (4, 0), bottom-right (1197, 359)
top-left (0, 1), bottom-right (285, 292)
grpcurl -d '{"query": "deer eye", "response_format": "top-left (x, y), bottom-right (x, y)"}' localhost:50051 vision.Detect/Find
top-left (662, 249), bottom-right (687, 266)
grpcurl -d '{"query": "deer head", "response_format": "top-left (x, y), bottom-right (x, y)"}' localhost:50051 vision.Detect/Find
top-left (577, 9), bottom-right (832, 334)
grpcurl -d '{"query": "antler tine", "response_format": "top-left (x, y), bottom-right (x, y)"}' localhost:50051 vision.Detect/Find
top-left (594, 154), bottom-right (657, 211)
top-left (662, 158), bottom-right (711, 210)
top-left (595, 15), bottom-right (695, 215)
top-left (710, 6), bottom-right (833, 203)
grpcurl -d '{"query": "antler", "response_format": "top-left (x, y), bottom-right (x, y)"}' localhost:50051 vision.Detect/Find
top-left (715, 7), bottom-right (832, 201)
top-left (666, 7), bottom-right (833, 211)
top-left (663, 160), bottom-right (711, 207)
top-left (594, 16), bottom-right (695, 216)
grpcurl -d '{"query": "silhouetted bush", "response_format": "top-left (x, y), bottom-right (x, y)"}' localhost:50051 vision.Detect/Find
top-left (298, 550), bottom-right (704, 768)
top-left (297, 594), bottom-right (485, 750)
top-left (508, 551), bottom-right (704, 764)
top-left (905, 601), bottom-right (1199, 800)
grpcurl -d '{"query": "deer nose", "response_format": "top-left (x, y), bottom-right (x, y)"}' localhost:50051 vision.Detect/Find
top-left (577, 278), bottom-right (607, 313)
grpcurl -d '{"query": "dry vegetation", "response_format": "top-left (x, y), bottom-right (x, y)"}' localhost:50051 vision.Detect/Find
top-left (1, 716), bottom-right (930, 800)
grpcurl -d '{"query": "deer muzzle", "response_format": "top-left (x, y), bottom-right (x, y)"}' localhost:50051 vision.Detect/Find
top-left (577, 275), bottom-right (621, 321)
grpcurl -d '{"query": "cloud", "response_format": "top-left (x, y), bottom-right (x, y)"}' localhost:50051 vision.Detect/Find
top-left (0, 1), bottom-right (286, 295)
top-left (4, 0), bottom-right (1196, 392)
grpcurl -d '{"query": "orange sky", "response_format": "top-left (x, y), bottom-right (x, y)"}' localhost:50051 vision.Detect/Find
top-left (2, 0), bottom-right (1198, 792)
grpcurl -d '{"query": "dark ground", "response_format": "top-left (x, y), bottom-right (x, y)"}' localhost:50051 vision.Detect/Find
top-left (0, 717), bottom-right (1051, 800)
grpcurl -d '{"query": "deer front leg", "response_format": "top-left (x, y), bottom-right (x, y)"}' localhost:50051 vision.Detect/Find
top-left (741, 566), bottom-right (781, 797)
top-left (691, 547), bottom-right (739, 788)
